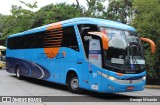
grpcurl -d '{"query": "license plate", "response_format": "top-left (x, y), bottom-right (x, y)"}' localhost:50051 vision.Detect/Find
top-left (127, 86), bottom-right (134, 90)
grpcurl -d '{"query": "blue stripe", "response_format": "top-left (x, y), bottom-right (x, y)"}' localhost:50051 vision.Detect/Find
top-left (89, 50), bottom-right (101, 54)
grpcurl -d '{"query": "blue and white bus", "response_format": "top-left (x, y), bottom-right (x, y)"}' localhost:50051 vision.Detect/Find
top-left (6, 17), bottom-right (155, 93)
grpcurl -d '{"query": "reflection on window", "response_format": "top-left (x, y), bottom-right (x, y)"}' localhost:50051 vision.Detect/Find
top-left (7, 26), bottom-right (79, 51)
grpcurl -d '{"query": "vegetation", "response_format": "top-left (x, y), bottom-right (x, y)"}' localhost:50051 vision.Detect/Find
top-left (105, 0), bottom-right (133, 24)
top-left (132, 0), bottom-right (160, 84)
top-left (0, 0), bottom-right (159, 84)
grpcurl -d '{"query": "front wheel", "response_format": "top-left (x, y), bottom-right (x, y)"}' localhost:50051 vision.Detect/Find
top-left (67, 74), bottom-right (82, 93)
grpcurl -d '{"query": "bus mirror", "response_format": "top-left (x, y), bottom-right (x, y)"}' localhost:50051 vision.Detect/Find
top-left (140, 37), bottom-right (156, 54)
top-left (88, 32), bottom-right (109, 50)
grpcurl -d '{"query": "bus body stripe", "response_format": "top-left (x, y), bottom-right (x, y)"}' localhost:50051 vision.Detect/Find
top-left (6, 57), bottom-right (50, 80)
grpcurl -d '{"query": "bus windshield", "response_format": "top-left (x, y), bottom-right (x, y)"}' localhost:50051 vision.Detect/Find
top-left (100, 27), bottom-right (145, 74)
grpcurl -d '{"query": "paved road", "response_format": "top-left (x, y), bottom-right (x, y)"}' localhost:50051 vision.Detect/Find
top-left (0, 69), bottom-right (159, 105)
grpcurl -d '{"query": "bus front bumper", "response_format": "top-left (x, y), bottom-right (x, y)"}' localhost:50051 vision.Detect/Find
top-left (100, 79), bottom-right (146, 93)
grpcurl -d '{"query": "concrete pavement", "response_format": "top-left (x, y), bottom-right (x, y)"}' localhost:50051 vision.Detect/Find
top-left (0, 69), bottom-right (159, 105)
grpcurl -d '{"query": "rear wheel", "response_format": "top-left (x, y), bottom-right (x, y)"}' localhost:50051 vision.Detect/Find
top-left (67, 74), bottom-right (82, 93)
top-left (16, 67), bottom-right (22, 79)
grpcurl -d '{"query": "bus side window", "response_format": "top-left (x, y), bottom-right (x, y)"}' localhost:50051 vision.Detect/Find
top-left (7, 37), bottom-right (19, 49)
top-left (62, 26), bottom-right (79, 51)
top-left (19, 36), bottom-right (25, 49)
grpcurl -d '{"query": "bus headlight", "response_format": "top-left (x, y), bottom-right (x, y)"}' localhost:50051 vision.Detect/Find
top-left (101, 73), bottom-right (108, 78)
top-left (108, 76), bottom-right (117, 81)
top-left (102, 73), bottom-right (116, 81)
top-left (142, 76), bottom-right (146, 81)
top-left (98, 72), bottom-right (117, 81)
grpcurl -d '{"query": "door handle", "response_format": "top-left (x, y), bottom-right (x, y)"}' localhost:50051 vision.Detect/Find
top-left (77, 62), bottom-right (82, 64)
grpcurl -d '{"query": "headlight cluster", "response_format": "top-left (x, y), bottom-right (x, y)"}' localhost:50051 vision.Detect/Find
top-left (108, 76), bottom-right (117, 81)
top-left (98, 71), bottom-right (117, 81)
top-left (142, 76), bottom-right (146, 81)
top-left (98, 71), bottom-right (146, 82)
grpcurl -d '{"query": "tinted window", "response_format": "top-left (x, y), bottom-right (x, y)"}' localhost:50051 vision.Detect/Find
top-left (7, 31), bottom-right (45, 49)
top-left (62, 26), bottom-right (79, 51)
top-left (7, 26), bottom-right (79, 51)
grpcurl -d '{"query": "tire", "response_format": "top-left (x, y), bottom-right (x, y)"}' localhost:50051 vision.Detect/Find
top-left (16, 67), bottom-right (22, 79)
top-left (0, 67), bottom-right (2, 69)
top-left (67, 74), bottom-right (82, 93)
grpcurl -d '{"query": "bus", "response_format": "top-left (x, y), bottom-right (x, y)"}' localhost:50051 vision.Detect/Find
top-left (0, 45), bottom-right (6, 69)
top-left (6, 17), bottom-right (155, 93)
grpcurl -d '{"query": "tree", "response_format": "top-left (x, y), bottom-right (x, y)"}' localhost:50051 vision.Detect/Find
top-left (0, 14), bottom-right (6, 33)
top-left (85, 0), bottom-right (106, 17)
top-left (132, 0), bottom-right (160, 84)
top-left (2, 5), bottom-right (34, 38)
top-left (106, 0), bottom-right (133, 24)
top-left (1, 0), bottom-right (38, 40)
top-left (76, 0), bottom-right (106, 17)
top-left (0, 2), bottom-right (83, 40)
top-left (35, 3), bottom-right (82, 25)
top-left (19, 0), bottom-right (38, 9)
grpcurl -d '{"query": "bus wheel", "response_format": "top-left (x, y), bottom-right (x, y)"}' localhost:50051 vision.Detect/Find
top-left (67, 74), bottom-right (82, 93)
top-left (16, 67), bottom-right (22, 79)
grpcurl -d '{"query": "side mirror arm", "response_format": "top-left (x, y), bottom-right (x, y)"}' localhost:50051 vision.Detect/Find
top-left (140, 37), bottom-right (156, 54)
top-left (88, 32), bottom-right (109, 50)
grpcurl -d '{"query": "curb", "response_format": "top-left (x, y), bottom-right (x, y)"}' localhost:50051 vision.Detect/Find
top-left (145, 85), bottom-right (160, 89)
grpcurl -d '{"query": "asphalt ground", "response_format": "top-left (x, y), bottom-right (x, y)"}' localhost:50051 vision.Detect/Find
top-left (0, 68), bottom-right (159, 105)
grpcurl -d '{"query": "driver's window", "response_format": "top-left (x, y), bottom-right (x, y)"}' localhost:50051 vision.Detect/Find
top-left (77, 24), bottom-right (99, 59)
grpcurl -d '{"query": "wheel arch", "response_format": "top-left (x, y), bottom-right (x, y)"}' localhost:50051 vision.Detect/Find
top-left (15, 64), bottom-right (20, 73)
top-left (66, 69), bottom-right (79, 84)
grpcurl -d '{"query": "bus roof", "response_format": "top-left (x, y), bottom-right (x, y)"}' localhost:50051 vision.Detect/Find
top-left (8, 17), bottom-right (136, 38)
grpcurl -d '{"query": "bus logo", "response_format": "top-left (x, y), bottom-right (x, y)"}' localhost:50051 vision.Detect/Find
top-left (84, 36), bottom-right (92, 41)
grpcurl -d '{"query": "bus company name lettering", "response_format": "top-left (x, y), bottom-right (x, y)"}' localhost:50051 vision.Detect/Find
top-left (38, 52), bottom-right (65, 59)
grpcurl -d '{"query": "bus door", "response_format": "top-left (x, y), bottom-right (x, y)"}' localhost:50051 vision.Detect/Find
top-left (88, 37), bottom-right (102, 91)
top-left (51, 60), bottom-right (60, 82)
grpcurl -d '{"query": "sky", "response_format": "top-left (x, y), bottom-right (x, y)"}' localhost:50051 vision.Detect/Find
top-left (0, 0), bottom-right (88, 15)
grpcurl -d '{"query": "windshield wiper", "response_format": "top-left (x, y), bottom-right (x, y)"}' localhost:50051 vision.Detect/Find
top-left (129, 45), bottom-right (142, 71)
top-left (120, 49), bottom-right (130, 70)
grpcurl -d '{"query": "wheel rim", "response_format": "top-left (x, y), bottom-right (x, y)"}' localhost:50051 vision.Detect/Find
top-left (16, 69), bottom-right (20, 78)
top-left (71, 77), bottom-right (78, 90)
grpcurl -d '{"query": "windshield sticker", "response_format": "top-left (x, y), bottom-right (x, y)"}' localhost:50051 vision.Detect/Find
top-left (89, 54), bottom-right (98, 60)
top-left (89, 39), bottom-right (102, 67)
top-left (111, 58), bottom-right (124, 64)
top-left (131, 64), bottom-right (135, 69)
top-left (130, 59), bottom-right (145, 64)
